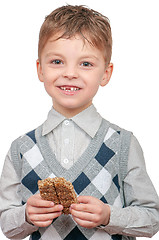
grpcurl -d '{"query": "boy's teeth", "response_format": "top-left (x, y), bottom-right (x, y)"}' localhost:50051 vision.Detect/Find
top-left (60, 86), bottom-right (80, 91)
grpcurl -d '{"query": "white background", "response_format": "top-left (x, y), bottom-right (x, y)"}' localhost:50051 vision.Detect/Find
top-left (0, 0), bottom-right (159, 239)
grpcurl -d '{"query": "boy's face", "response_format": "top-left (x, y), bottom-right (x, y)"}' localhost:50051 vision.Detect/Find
top-left (37, 34), bottom-right (113, 117)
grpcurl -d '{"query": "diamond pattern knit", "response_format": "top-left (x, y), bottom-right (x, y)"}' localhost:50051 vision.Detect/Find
top-left (11, 119), bottom-right (132, 240)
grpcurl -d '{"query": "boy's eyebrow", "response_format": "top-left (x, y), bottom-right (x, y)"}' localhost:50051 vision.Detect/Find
top-left (79, 55), bottom-right (99, 60)
top-left (45, 52), bottom-right (63, 58)
top-left (45, 52), bottom-right (99, 61)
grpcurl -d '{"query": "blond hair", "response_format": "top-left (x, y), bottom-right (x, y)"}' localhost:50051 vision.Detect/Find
top-left (38, 5), bottom-right (112, 64)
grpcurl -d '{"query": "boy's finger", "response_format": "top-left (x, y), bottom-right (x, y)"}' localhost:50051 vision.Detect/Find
top-left (33, 220), bottom-right (54, 228)
top-left (71, 207), bottom-right (94, 221)
top-left (77, 195), bottom-right (95, 204)
top-left (27, 195), bottom-right (54, 208)
top-left (31, 212), bottom-right (62, 222)
top-left (31, 204), bottom-right (63, 214)
top-left (35, 200), bottom-right (54, 208)
top-left (70, 202), bottom-right (94, 213)
top-left (72, 216), bottom-right (95, 229)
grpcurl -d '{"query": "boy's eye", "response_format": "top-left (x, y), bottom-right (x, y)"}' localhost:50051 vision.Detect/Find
top-left (81, 62), bottom-right (92, 67)
top-left (52, 59), bottom-right (63, 64)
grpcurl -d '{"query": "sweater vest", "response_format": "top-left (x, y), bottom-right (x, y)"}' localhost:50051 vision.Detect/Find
top-left (11, 119), bottom-right (133, 240)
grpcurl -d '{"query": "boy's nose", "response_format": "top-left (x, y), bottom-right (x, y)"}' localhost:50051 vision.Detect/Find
top-left (62, 66), bottom-right (78, 80)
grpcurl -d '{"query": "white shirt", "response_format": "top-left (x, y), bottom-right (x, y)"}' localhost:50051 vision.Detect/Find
top-left (0, 105), bottom-right (159, 239)
top-left (43, 105), bottom-right (102, 169)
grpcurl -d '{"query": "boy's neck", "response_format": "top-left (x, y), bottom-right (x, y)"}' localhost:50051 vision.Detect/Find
top-left (53, 103), bottom-right (92, 118)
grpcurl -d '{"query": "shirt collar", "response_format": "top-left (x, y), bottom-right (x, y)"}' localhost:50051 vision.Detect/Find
top-left (42, 108), bottom-right (66, 136)
top-left (72, 105), bottom-right (102, 138)
top-left (42, 104), bottom-right (102, 138)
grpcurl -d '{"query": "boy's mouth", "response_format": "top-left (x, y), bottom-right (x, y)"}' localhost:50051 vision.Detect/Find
top-left (59, 86), bottom-right (80, 92)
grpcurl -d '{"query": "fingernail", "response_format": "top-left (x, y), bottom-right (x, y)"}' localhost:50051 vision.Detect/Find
top-left (58, 205), bottom-right (63, 211)
top-left (50, 202), bottom-right (54, 207)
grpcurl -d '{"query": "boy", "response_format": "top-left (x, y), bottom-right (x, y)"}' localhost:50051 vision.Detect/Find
top-left (0, 4), bottom-right (159, 240)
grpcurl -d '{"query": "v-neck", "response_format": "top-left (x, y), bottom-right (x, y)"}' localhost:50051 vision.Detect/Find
top-left (35, 119), bottom-right (110, 183)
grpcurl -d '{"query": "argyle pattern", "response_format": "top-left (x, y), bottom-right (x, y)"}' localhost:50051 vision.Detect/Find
top-left (11, 120), bottom-right (131, 240)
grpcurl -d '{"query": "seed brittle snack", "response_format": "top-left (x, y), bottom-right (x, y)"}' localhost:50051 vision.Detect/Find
top-left (38, 177), bottom-right (78, 214)
top-left (38, 178), bottom-right (59, 204)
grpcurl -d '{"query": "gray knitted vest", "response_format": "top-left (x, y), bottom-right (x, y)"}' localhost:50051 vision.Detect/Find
top-left (11, 119), bottom-right (133, 240)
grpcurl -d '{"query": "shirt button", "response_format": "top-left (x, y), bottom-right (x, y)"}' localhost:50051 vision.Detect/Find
top-left (63, 158), bottom-right (69, 164)
top-left (64, 120), bottom-right (69, 126)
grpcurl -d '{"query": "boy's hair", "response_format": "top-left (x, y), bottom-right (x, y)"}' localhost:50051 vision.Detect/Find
top-left (38, 5), bottom-right (112, 65)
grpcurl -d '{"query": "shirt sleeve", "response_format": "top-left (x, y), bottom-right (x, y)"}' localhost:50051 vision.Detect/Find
top-left (0, 149), bottom-right (38, 239)
top-left (103, 134), bottom-right (159, 237)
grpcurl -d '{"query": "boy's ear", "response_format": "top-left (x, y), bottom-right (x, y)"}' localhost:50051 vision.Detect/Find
top-left (36, 59), bottom-right (44, 82)
top-left (100, 63), bottom-right (113, 87)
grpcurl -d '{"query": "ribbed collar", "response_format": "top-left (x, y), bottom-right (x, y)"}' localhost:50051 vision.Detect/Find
top-left (42, 104), bottom-right (102, 138)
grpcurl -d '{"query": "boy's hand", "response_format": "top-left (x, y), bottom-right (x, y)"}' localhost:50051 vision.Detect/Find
top-left (70, 196), bottom-right (110, 229)
top-left (25, 193), bottom-right (63, 227)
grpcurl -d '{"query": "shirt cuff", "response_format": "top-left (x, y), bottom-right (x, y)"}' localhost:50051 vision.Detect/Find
top-left (97, 205), bottom-right (124, 235)
top-left (18, 204), bottom-right (39, 233)
top-left (1, 204), bottom-right (39, 239)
